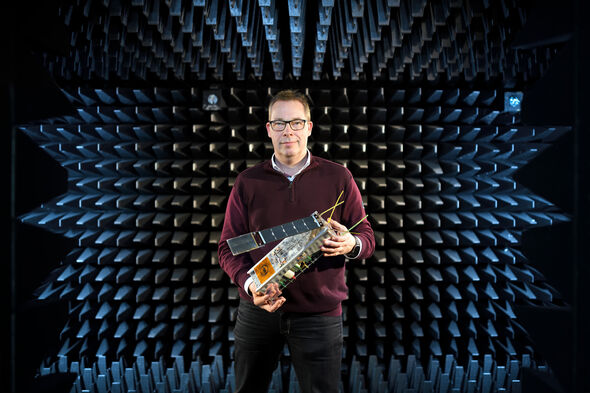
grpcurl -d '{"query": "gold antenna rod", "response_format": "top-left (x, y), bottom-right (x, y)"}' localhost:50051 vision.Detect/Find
top-left (328, 190), bottom-right (344, 223)
top-left (319, 200), bottom-right (345, 217)
top-left (340, 214), bottom-right (369, 235)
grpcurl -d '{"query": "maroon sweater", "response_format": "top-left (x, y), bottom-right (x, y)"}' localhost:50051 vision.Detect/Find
top-left (218, 155), bottom-right (375, 315)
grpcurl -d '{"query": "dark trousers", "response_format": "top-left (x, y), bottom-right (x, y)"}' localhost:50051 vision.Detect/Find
top-left (233, 299), bottom-right (343, 393)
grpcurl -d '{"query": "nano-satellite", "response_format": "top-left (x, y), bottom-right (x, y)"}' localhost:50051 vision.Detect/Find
top-left (226, 192), bottom-right (368, 294)
top-left (227, 211), bottom-right (337, 293)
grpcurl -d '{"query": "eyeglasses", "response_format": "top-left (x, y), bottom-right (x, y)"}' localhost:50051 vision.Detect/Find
top-left (268, 119), bottom-right (307, 131)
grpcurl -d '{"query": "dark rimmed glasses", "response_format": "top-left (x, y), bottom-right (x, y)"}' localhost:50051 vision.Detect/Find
top-left (268, 119), bottom-right (307, 131)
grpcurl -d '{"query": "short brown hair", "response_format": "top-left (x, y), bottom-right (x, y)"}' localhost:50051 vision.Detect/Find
top-left (268, 90), bottom-right (311, 121)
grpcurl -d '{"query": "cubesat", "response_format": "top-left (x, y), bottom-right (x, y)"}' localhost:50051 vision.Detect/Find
top-left (227, 211), bottom-right (336, 293)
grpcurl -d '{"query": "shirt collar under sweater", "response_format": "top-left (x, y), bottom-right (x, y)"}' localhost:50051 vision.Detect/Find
top-left (271, 149), bottom-right (311, 181)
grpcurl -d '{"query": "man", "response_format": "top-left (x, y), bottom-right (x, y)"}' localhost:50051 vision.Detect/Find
top-left (218, 90), bottom-right (375, 393)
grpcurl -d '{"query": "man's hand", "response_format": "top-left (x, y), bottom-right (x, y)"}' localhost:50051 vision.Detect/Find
top-left (249, 282), bottom-right (286, 312)
top-left (321, 220), bottom-right (356, 257)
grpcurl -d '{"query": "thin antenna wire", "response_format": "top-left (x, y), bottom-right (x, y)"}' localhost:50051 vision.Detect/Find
top-left (320, 200), bottom-right (344, 217)
top-left (328, 190), bottom-right (344, 223)
top-left (340, 214), bottom-right (369, 235)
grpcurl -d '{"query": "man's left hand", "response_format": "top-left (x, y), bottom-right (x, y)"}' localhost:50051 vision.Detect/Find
top-left (321, 220), bottom-right (356, 257)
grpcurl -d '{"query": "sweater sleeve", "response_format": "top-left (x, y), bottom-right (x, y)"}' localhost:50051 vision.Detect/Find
top-left (218, 178), bottom-right (253, 290)
top-left (342, 173), bottom-right (375, 260)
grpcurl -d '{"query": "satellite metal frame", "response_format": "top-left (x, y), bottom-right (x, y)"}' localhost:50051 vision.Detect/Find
top-left (227, 192), bottom-right (368, 293)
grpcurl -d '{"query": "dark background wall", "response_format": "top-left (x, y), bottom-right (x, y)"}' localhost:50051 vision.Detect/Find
top-left (3, 1), bottom-right (589, 393)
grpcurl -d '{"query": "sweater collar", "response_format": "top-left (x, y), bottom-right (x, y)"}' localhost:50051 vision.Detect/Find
top-left (270, 149), bottom-right (311, 180)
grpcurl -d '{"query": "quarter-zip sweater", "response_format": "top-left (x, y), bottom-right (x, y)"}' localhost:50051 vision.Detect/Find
top-left (218, 155), bottom-right (375, 316)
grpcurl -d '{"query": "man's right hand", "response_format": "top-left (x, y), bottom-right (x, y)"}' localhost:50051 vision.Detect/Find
top-left (249, 282), bottom-right (286, 312)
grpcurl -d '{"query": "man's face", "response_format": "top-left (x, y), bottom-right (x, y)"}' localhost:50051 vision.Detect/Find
top-left (266, 100), bottom-right (313, 165)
